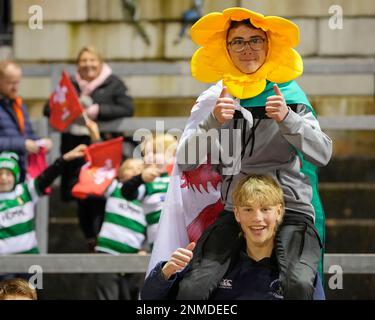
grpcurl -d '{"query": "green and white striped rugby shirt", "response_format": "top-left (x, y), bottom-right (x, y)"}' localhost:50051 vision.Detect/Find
top-left (0, 180), bottom-right (41, 254)
top-left (140, 172), bottom-right (170, 248)
top-left (96, 179), bottom-right (146, 254)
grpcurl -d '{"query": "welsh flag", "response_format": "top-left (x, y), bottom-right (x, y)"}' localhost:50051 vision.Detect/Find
top-left (147, 84), bottom-right (225, 275)
top-left (49, 71), bottom-right (83, 132)
top-left (71, 137), bottom-right (123, 199)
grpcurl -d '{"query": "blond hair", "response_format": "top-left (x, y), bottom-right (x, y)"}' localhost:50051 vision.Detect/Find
top-left (0, 60), bottom-right (21, 78)
top-left (0, 278), bottom-right (37, 300)
top-left (232, 174), bottom-right (285, 211)
top-left (76, 46), bottom-right (104, 64)
top-left (141, 133), bottom-right (177, 158)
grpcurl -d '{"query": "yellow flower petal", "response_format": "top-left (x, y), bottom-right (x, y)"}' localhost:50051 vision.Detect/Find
top-left (191, 13), bottom-right (227, 46)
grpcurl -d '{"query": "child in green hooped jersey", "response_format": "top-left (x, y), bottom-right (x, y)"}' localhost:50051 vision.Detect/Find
top-left (84, 117), bottom-right (177, 299)
top-left (96, 158), bottom-right (147, 255)
top-left (84, 117), bottom-right (177, 252)
top-left (120, 133), bottom-right (177, 250)
top-left (95, 157), bottom-right (148, 300)
top-left (0, 145), bottom-right (87, 254)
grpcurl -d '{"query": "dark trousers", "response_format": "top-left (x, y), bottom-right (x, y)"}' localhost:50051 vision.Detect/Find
top-left (275, 211), bottom-right (322, 299)
top-left (77, 197), bottom-right (106, 241)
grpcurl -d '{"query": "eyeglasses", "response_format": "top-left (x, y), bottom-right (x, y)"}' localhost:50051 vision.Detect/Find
top-left (227, 37), bottom-right (267, 53)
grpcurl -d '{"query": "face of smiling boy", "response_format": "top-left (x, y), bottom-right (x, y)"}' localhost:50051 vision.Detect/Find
top-left (234, 203), bottom-right (282, 248)
top-left (0, 168), bottom-right (15, 193)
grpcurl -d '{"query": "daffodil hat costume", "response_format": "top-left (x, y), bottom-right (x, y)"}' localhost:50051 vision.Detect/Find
top-left (190, 7), bottom-right (310, 105)
top-left (186, 7), bottom-right (325, 278)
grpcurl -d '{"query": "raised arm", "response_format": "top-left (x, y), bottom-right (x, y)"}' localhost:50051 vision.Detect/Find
top-left (120, 165), bottom-right (162, 200)
top-left (266, 84), bottom-right (332, 167)
top-left (35, 145), bottom-right (87, 194)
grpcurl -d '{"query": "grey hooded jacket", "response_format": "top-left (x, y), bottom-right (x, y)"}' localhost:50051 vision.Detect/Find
top-left (177, 82), bottom-right (332, 220)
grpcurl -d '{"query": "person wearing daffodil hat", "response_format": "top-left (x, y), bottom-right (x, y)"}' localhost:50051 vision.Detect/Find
top-left (174, 7), bottom-right (332, 299)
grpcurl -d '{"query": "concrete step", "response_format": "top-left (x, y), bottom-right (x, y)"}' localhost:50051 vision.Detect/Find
top-left (48, 220), bottom-right (88, 253)
top-left (319, 182), bottom-right (375, 219)
top-left (325, 274), bottom-right (375, 300)
top-left (326, 220), bottom-right (375, 253)
top-left (319, 157), bottom-right (375, 182)
top-left (37, 274), bottom-right (97, 300)
top-left (47, 186), bottom-right (77, 218)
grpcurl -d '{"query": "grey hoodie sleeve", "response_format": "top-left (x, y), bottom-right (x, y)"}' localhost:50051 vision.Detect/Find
top-left (277, 104), bottom-right (332, 167)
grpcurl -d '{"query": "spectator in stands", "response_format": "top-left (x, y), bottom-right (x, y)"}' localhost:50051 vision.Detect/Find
top-left (120, 132), bottom-right (177, 250)
top-left (0, 60), bottom-right (52, 182)
top-left (0, 145), bottom-right (86, 283)
top-left (84, 120), bottom-right (160, 299)
top-left (141, 174), bottom-right (325, 300)
top-left (95, 157), bottom-right (147, 300)
top-left (44, 46), bottom-right (134, 251)
top-left (0, 146), bottom-right (87, 255)
top-left (0, 278), bottom-right (37, 300)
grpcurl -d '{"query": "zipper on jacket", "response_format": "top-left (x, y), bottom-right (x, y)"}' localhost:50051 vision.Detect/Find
top-left (246, 118), bottom-right (262, 158)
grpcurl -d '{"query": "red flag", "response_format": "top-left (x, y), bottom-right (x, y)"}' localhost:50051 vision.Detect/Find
top-left (49, 71), bottom-right (83, 132)
top-left (71, 137), bottom-right (123, 199)
top-left (27, 147), bottom-right (51, 194)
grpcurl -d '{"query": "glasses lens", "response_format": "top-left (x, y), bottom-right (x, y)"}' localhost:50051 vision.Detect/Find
top-left (250, 38), bottom-right (265, 51)
top-left (231, 40), bottom-right (245, 52)
top-left (229, 38), bottom-right (266, 52)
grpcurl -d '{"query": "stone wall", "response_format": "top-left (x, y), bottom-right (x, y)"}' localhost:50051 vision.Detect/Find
top-left (12, 0), bottom-right (375, 61)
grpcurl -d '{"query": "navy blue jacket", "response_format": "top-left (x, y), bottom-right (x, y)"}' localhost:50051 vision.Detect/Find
top-left (141, 250), bottom-right (325, 300)
top-left (0, 96), bottom-right (38, 181)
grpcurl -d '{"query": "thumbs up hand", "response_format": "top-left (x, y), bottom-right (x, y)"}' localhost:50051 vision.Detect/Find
top-left (162, 242), bottom-right (196, 280)
top-left (265, 84), bottom-right (289, 123)
top-left (213, 86), bottom-right (236, 125)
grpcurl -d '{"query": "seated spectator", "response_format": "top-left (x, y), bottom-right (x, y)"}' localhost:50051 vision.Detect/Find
top-left (141, 174), bottom-right (325, 300)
